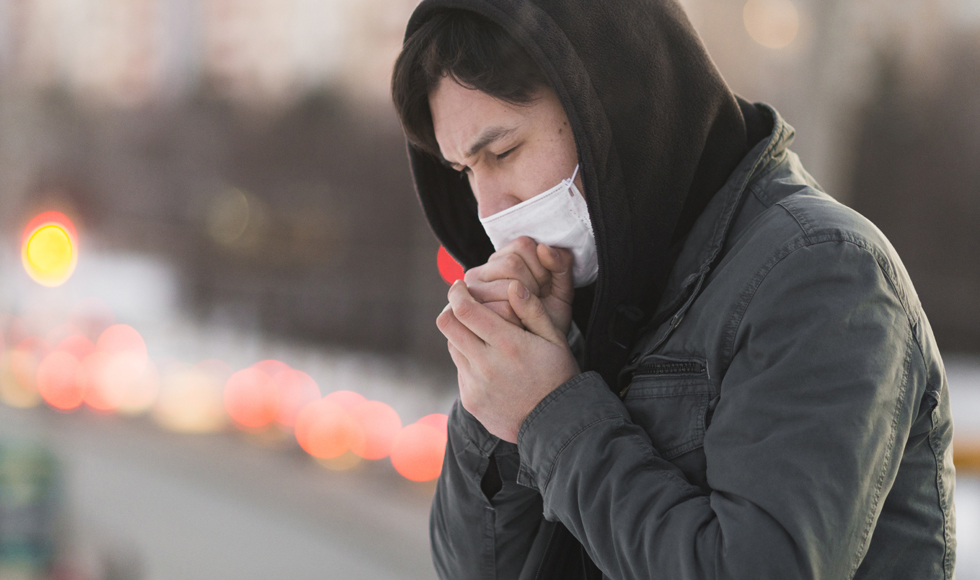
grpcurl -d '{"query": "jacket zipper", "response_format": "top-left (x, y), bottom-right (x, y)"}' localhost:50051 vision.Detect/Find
top-left (619, 360), bottom-right (706, 397)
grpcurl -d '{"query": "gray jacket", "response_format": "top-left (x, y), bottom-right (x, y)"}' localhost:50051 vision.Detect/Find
top-left (429, 108), bottom-right (956, 579)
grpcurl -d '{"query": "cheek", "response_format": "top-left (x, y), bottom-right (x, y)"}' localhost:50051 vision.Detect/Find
top-left (508, 150), bottom-right (564, 201)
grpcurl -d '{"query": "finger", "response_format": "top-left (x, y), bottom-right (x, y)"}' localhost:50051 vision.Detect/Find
top-left (447, 340), bottom-right (471, 374)
top-left (483, 300), bottom-right (524, 328)
top-left (468, 253), bottom-right (543, 297)
top-left (463, 278), bottom-right (515, 305)
top-left (486, 237), bottom-right (551, 293)
top-left (537, 244), bottom-right (575, 303)
top-left (448, 280), bottom-right (511, 346)
top-left (437, 300), bottom-right (487, 356)
top-left (508, 280), bottom-right (566, 346)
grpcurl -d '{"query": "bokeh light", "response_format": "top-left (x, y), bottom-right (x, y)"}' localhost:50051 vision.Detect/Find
top-left (416, 413), bottom-right (449, 434)
top-left (224, 367), bottom-right (280, 429)
top-left (54, 335), bottom-right (96, 360)
top-left (294, 398), bottom-right (364, 459)
top-left (10, 337), bottom-right (49, 393)
top-left (324, 389), bottom-right (366, 409)
top-left (743, 0), bottom-right (800, 49)
top-left (115, 359), bottom-right (160, 416)
top-left (152, 360), bottom-right (228, 433)
top-left (348, 400), bottom-right (402, 460)
top-left (83, 325), bottom-right (151, 412)
top-left (96, 324), bottom-right (149, 367)
top-left (252, 359), bottom-right (291, 377)
top-left (437, 245), bottom-right (465, 285)
top-left (21, 211), bottom-right (79, 287)
top-left (390, 419), bottom-right (448, 482)
top-left (273, 368), bottom-right (321, 428)
top-left (36, 351), bottom-right (84, 411)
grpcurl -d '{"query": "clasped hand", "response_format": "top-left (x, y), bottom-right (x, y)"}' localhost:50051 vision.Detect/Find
top-left (436, 237), bottom-right (581, 443)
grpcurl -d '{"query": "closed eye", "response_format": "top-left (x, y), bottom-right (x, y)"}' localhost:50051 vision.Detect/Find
top-left (496, 146), bottom-right (518, 161)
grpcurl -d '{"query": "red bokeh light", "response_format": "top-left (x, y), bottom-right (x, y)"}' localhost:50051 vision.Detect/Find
top-left (294, 398), bottom-right (364, 459)
top-left (437, 245), bottom-right (465, 285)
top-left (224, 368), bottom-right (280, 429)
top-left (416, 413), bottom-right (449, 435)
top-left (36, 351), bottom-right (84, 411)
top-left (21, 211), bottom-right (78, 248)
top-left (324, 390), bottom-right (366, 410)
top-left (273, 369), bottom-right (320, 428)
top-left (252, 359), bottom-right (291, 377)
top-left (348, 400), bottom-right (402, 460)
top-left (390, 422), bottom-right (448, 482)
top-left (55, 335), bottom-right (96, 361)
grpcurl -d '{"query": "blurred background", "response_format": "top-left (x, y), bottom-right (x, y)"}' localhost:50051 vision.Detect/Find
top-left (0, 0), bottom-right (977, 578)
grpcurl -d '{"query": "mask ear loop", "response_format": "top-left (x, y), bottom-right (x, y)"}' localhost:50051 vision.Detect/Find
top-left (568, 163), bottom-right (580, 185)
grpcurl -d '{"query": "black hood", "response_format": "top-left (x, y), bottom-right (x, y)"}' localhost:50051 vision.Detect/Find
top-left (403, 0), bottom-right (764, 388)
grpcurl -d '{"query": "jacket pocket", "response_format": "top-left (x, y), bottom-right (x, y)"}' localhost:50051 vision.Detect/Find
top-left (623, 355), bottom-right (713, 460)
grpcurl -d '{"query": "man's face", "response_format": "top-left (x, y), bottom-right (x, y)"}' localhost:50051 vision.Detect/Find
top-left (429, 77), bottom-right (584, 219)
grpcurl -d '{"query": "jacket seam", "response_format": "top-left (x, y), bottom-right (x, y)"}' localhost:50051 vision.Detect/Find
top-left (724, 236), bottom-right (919, 366)
top-left (848, 326), bottom-right (914, 578)
top-left (928, 391), bottom-right (954, 578)
top-left (775, 203), bottom-right (812, 244)
top-left (519, 372), bottom-right (599, 444)
top-left (538, 415), bottom-right (624, 492)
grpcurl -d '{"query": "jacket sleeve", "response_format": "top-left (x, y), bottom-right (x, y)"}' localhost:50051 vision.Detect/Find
top-left (430, 321), bottom-right (588, 579)
top-left (514, 240), bottom-right (920, 579)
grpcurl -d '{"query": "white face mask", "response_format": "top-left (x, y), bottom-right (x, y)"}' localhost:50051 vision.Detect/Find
top-left (478, 164), bottom-right (598, 288)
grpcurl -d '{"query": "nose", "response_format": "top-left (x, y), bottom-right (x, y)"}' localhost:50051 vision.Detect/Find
top-left (471, 173), bottom-right (519, 219)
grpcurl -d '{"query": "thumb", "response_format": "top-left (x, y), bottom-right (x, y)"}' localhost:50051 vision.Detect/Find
top-left (537, 244), bottom-right (575, 304)
top-left (508, 280), bottom-right (565, 346)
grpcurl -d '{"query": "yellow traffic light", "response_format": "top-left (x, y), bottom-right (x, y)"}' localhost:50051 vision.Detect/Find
top-left (21, 211), bottom-right (78, 287)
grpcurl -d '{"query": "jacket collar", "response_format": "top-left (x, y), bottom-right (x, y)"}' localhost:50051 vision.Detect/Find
top-left (644, 104), bottom-right (797, 343)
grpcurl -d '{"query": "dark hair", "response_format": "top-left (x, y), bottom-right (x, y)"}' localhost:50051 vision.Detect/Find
top-left (391, 9), bottom-right (550, 159)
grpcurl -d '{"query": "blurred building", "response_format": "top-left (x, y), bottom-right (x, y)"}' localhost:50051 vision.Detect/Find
top-left (0, 0), bottom-right (978, 363)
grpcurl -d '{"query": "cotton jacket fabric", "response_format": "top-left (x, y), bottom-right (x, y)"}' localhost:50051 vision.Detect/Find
top-left (401, 0), bottom-right (957, 578)
top-left (429, 107), bottom-right (956, 579)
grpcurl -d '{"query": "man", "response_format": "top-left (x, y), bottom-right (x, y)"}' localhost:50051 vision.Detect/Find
top-left (391, 1), bottom-right (956, 579)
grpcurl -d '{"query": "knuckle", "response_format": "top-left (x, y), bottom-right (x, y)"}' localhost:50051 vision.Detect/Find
top-left (503, 253), bottom-right (524, 273)
top-left (454, 301), bottom-right (473, 319)
top-left (515, 236), bottom-right (537, 252)
top-left (436, 311), bottom-right (451, 330)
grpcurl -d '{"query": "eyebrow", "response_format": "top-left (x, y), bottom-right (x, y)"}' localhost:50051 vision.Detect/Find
top-left (443, 126), bottom-right (517, 167)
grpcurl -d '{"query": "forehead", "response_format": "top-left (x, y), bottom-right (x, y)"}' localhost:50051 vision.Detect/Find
top-left (429, 77), bottom-right (534, 160)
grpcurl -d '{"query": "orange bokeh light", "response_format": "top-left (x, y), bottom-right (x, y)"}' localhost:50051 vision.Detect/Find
top-left (36, 350), bottom-right (84, 411)
top-left (390, 422), bottom-right (448, 482)
top-left (437, 245), bottom-right (465, 285)
top-left (348, 400), bottom-right (402, 460)
top-left (224, 368), bottom-right (280, 429)
top-left (294, 398), bottom-right (364, 459)
top-left (273, 368), bottom-right (320, 428)
top-left (21, 211), bottom-right (79, 287)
